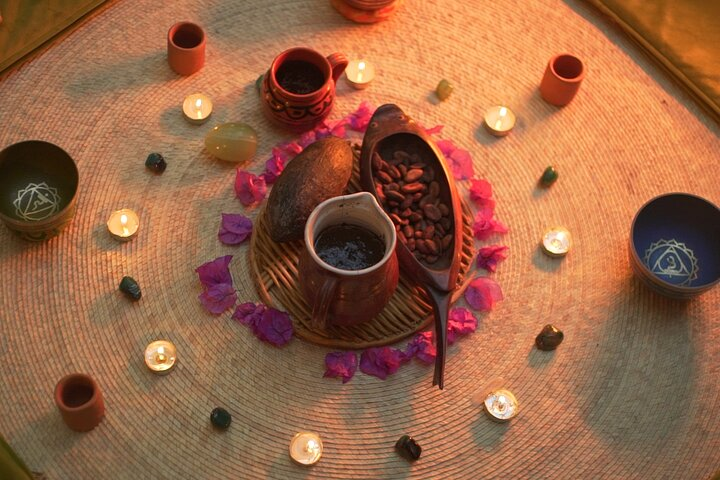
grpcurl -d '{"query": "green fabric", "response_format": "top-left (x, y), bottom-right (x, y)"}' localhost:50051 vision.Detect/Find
top-left (586, 0), bottom-right (720, 123)
top-left (0, 435), bottom-right (33, 480)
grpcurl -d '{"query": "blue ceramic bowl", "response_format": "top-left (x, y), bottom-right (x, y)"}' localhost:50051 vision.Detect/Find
top-left (630, 193), bottom-right (720, 299)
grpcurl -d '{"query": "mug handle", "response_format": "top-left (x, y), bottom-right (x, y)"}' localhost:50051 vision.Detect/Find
top-left (311, 276), bottom-right (338, 330)
top-left (326, 53), bottom-right (349, 83)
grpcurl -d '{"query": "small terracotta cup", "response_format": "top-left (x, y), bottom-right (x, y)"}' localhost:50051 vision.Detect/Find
top-left (54, 374), bottom-right (105, 432)
top-left (539, 54), bottom-right (585, 106)
top-left (330, 0), bottom-right (399, 23)
top-left (260, 47), bottom-right (348, 132)
top-left (167, 22), bottom-right (206, 76)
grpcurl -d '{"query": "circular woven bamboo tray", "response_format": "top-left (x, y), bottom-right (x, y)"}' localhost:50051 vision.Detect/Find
top-left (249, 145), bottom-right (476, 348)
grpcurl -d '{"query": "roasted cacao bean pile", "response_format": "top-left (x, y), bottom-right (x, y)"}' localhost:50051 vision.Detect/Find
top-left (372, 150), bottom-right (454, 265)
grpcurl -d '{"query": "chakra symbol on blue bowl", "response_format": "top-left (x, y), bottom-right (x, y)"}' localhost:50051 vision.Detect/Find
top-left (643, 239), bottom-right (699, 286)
top-left (13, 182), bottom-right (62, 221)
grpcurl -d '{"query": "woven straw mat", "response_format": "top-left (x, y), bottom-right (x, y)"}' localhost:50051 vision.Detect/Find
top-left (0, 0), bottom-right (718, 479)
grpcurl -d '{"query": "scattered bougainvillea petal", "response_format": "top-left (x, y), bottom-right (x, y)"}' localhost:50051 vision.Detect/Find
top-left (469, 178), bottom-right (494, 205)
top-left (436, 139), bottom-right (474, 180)
top-left (234, 170), bottom-right (267, 206)
top-left (199, 283), bottom-right (237, 315)
top-left (324, 351), bottom-right (358, 383)
top-left (447, 307), bottom-right (478, 344)
top-left (218, 213), bottom-right (253, 245)
top-left (464, 277), bottom-right (504, 311)
top-left (253, 308), bottom-right (294, 346)
top-left (231, 302), bottom-right (266, 327)
top-left (476, 245), bottom-right (509, 272)
top-left (404, 331), bottom-right (436, 364)
top-left (359, 347), bottom-right (404, 380)
top-left (472, 209), bottom-right (508, 240)
top-left (261, 148), bottom-right (287, 184)
top-left (423, 124), bottom-right (444, 136)
top-left (347, 101), bottom-right (374, 132)
top-left (196, 255), bottom-right (233, 289)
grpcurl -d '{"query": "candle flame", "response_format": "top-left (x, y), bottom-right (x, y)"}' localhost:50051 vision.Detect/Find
top-left (120, 214), bottom-right (127, 226)
top-left (499, 107), bottom-right (507, 118)
top-left (358, 61), bottom-right (366, 72)
top-left (156, 346), bottom-right (166, 364)
top-left (306, 439), bottom-right (318, 453)
top-left (195, 98), bottom-right (202, 108)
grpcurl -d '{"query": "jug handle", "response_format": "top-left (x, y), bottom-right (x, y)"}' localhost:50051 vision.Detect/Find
top-left (327, 53), bottom-right (349, 84)
top-left (311, 276), bottom-right (338, 330)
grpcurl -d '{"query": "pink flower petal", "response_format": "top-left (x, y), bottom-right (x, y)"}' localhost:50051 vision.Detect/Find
top-left (261, 148), bottom-right (288, 184)
top-left (447, 307), bottom-right (478, 343)
top-left (359, 347), bottom-right (404, 380)
top-left (234, 170), bottom-right (267, 206)
top-left (464, 277), bottom-right (504, 311)
top-left (404, 331), bottom-right (436, 364)
top-left (347, 101), bottom-right (374, 132)
top-left (232, 302), bottom-right (266, 327)
top-left (472, 210), bottom-right (508, 240)
top-left (324, 351), bottom-right (358, 383)
top-left (218, 213), bottom-right (253, 245)
top-left (198, 283), bottom-right (237, 315)
top-left (254, 308), bottom-right (294, 346)
top-left (297, 130), bottom-right (318, 148)
top-left (476, 245), bottom-right (509, 272)
top-left (196, 255), bottom-right (233, 289)
top-left (447, 147), bottom-right (474, 180)
top-left (436, 139), bottom-right (455, 158)
top-left (423, 124), bottom-right (444, 136)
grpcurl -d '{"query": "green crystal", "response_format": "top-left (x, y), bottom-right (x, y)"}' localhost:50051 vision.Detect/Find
top-left (435, 79), bottom-right (454, 101)
top-left (204, 123), bottom-right (258, 163)
top-left (210, 407), bottom-right (232, 430)
top-left (540, 166), bottom-right (558, 186)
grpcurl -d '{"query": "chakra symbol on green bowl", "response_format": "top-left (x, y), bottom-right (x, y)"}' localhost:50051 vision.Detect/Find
top-left (13, 182), bottom-right (62, 221)
top-left (643, 239), bottom-right (699, 286)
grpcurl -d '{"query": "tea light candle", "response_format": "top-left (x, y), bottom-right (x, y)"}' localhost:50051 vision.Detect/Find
top-left (144, 340), bottom-right (177, 375)
top-left (289, 432), bottom-right (323, 465)
top-left (542, 226), bottom-right (571, 257)
top-left (182, 93), bottom-right (213, 125)
top-left (483, 389), bottom-right (519, 422)
top-left (345, 60), bottom-right (375, 89)
top-left (107, 208), bottom-right (139, 241)
top-left (483, 106), bottom-right (516, 136)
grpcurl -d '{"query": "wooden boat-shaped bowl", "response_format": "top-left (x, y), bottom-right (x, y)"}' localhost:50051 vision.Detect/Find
top-left (360, 104), bottom-right (464, 389)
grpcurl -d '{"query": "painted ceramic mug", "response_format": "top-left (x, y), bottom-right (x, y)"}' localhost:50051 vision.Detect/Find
top-left (261, 47), bottom-right (348, 132)
top-left (167, 21), bottom-right (206, 75)
top-left (54, 373), bottom-right (105, 432)
top-left (539, 54), bottom-right (585, 106)
top-left (298, 192), bottom-right (399, 328)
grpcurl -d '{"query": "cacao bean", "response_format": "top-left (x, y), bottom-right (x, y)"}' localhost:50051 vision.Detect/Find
top-left (426, 239), bottom-right (439, 255)
top-left (425, 255), bottom-right (438, 264)
top-left (401, 182), bottom-right (424, 194)
top-left (423, 225), bottom-right (435, 238)
top-left (377, 171), bottom-right (393, 184)
top-left (386, 190), bottom-right (404, 202)
top-left (409, 212), bottom-right (422, 223)
top-left (400, 208), bottom-right (412, 218)
top-left (372, 152), bottom-right (383, 171)
top-left (398, 164), bottom-right (408, 176)
top-left (403, 225), bottom-right (414, 238)
top-left (405, 169), bottom-right (424, 182)
top-left (440, 218), bottom-right (451, 230)
top-left (416, 239), bottom-right (429, 254)
top-left (423, 204), bottom-right (442, 221)
top-left (387, 164), bottom-right (401, 180)
top-left (408, 238), bottom-right (416, 251)
top-left (442, 234), bottom-right (453, 249)
top-left (438, 203), bottom-right (450, 216)
top-left (400, 196), bottom-right (413, 209)
top-left (390, 213), bottom-right (407, 225)
top-left (429, 181), bottom-right (440, 197)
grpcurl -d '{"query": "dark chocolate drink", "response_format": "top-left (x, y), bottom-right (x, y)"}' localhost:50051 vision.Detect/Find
top-left (276, 60), bottom-right (324, 94)
top-left (314, 224), bottom-right (385, 271)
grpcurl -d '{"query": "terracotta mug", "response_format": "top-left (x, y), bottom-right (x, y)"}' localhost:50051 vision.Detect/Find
top-left (298, 192), bottom-right (399, 328)
top-left (167, 22), bottom-right (206, 75)
top-left (539, 54), bottom-right (585, 106)
top-left (54, 373), bottom-right (105, 432)
top-left (261, 47), bottom-right (348, 132)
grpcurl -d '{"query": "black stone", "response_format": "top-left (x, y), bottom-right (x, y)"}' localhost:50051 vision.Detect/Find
top-left (145, 153), bottom-right (167, 173)
top-left (119, 276), bottom-right (141, 301)
top-left (210, 407), bottom-right (232, 430)
top-left (395, 435), bottom-right (421, 461)
top-left (535, 324), bottom-right (564, 351)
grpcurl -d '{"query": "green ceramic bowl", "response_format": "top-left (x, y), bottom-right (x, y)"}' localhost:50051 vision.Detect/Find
top-left (0, 140), bottom-right (79, 241)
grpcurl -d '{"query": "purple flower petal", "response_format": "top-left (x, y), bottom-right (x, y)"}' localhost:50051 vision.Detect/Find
top-left (447, 307), bottom-right (478, 344)
top-left (297, 130), bottom-right (318, 148)
top-left (404, 331), bottom-right (436, 364)
top-left (472, 209), bottom-right (508, 240)
top-left (198, 283), bottom-right (237, 315)
top-left (476, 245), bottom-right (509, 272)
top-left (234, 170), bottom-right (267, 206)
top-left (254, 308), bottom-right (294, 346)
top-left (218, 213), bottom-right (253, 245)
top-left (196, 255), bottom-right (233, 289)
top-left (359, 347), bottom-right (403, 380)
top-left (232, 302), bottom-right (266, 327)
top-left (347, 101), bottom-right (374, 132)
top-left (261, 148), bottom-right (288, 184)
top-left (324, 351), bottom-right (358, 383)
top-left (464, 277), bottom-right (504, 311)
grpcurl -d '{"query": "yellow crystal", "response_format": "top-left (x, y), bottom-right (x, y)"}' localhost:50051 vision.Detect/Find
top-left (204, 123), bottom-right (258, 163)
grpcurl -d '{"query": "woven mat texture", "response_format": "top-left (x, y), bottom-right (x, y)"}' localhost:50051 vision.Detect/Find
top-left (0, 0), bottom-right (718, 479)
